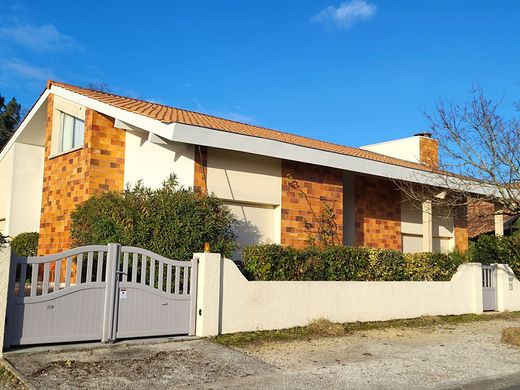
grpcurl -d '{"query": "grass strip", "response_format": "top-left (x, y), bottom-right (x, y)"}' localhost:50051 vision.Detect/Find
top-left (213, 311), bottom-right (520, 347)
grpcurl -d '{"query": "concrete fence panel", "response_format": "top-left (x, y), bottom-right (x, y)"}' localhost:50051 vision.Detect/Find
top-left (195, 254), bottom-right (491, 337)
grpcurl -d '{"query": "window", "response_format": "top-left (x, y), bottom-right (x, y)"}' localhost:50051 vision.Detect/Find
top-left (58, 111), bottom-right (84, 153)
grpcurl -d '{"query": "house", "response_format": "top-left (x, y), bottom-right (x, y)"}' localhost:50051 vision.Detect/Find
top-left (0, 81), bottom-right (490, 257)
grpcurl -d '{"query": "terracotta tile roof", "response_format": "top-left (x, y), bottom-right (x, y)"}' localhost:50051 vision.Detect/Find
top-left (468, 199), bottom-right (517, 238)
top-left (48, 80), bottom-right (435, 172)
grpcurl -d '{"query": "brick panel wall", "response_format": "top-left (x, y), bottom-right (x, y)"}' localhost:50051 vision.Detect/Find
top-left (87, 110), bottom-right (126, 195)
top-left (281, 160), bottom-right (343, 248)
top-left (193, 145), bottom-right (207, 193)
top-left (454, 204), bottom-right (469, 252)
top-left (354, 175), bottom-right (402, 250)
top-left (419, 137), bottom-right (439, 168)
top-left (38, 96), bottom-right (125, 255)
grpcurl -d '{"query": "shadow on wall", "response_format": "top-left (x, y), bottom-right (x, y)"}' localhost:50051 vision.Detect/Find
top-left (232, 219), bottom-right (262, 261)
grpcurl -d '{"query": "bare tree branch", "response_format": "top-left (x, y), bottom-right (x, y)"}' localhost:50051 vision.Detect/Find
top-left (396, 86), bottom-right (519, 222)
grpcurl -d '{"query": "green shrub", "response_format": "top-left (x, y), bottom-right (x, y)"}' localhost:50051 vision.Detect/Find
top-left (10, 232), bottom-right (39, 257)
top-left (469, 233), bottom-right (520, 277)
top-left (71, 174), bottom-right (237, 260)
top-left (243, 244), bottom-right (464, 281)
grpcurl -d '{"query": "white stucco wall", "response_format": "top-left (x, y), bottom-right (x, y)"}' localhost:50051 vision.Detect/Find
top-left (496, 264), bottom-right (520, 312)
top-left (0, 147), bottom-right (14, 235)
top-left (361, 136), bottom-right (422, 164)
top-left (124, 130), bottom-right (195, 189)
top-left (0, 143), bottom-right (44, 237)
top-left (9, 143), bottom-right (45, 235)
top-left (195, 254), bottom-right (484, 336)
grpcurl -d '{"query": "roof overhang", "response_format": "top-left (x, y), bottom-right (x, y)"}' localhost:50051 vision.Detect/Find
top-left (1, 84), bottom-right (501, 198)
top-left (170, 122), bottom-right (497, 197)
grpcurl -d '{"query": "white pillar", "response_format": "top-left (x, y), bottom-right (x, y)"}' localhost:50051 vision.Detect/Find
top-left (422, 200), bottom-right (433, 252)
top-left (461, 262), bottom-right (484, 314)
top-left (0, 247), bottom-right (12, 356)
top-left (195, 252), bottom-right (222, 337)
top-left (494, 204), bottom-right (504, 237)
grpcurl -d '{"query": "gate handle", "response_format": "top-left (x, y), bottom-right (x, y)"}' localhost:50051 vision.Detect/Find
top-left (45, 305), bottom-right (54, 309)
top-left (161, 302), bottom-right (168, 306)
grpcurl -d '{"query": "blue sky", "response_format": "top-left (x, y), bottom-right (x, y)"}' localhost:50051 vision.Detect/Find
top-left (0, 0), bottom-right (519, 147)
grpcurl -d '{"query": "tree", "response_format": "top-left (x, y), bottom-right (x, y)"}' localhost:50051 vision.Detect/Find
top-left (398, 86), bottom-right (519, 220)
top-left (0, 94), bottom-right (22, 151)
top-left (87, 83), bottom-right (113, 93)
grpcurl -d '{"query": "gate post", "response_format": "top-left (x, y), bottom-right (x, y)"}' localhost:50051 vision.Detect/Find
top-left (0, 246), bottom-right (12, 355)
top-left (102, 243), bottom-right (120, 343)
top-left (194, 252), bottom-right (222, 337)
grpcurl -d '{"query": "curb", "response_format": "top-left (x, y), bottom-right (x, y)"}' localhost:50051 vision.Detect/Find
top-left (0, 358), bottom-right (37, 390)
top-left (4, 335), bottom-right (200, 356)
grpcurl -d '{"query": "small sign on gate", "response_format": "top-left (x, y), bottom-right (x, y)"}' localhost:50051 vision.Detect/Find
top-left (120, 288), bottom-right (127, 299)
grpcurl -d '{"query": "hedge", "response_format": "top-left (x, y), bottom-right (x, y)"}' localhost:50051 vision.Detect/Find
top-left (469, 233), bottom-right (520, 277)
top-left (10, 232), bottom-right (39, 257)
top-left (243, 244), bottom-right (465, 281)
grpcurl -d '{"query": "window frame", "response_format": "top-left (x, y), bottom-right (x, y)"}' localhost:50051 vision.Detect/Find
top-left (57, 110), bottom-right (85, 154)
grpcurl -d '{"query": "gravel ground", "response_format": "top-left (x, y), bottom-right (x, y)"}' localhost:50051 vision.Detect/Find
top-left (231, 318), bottom-right (520, 389)
top-left (5, 318), bottom-right (520, 389)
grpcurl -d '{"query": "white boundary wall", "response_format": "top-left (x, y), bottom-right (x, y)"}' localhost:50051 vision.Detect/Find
top-left (0, 247), bottom-right (11, 356)
top-left (195, 254), bottom-right (520, 337)
top-left (497, 264), bottom-right (520, 312)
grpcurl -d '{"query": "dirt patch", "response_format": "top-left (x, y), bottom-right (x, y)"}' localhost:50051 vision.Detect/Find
top-left (306, 318), bottom-right (348, 337)
top-left (6, 340), bottom-right (274, 390)
top-left (502, 327), bottom-right (520, 346)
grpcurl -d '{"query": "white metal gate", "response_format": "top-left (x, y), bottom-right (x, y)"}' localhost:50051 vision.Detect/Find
top-left (482, 265), bottom-right (497, 311)
top-left (5, 244), bottom-right (198, 347)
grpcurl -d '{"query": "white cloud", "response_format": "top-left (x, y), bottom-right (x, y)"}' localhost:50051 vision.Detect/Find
top-left (312, 0), bottom-right (377, 29)
top-left (209, 110), bottom-right (256, 125)
top-left (0, 58), bottom-right (56, 81)
top-left (0, 24), bottom-right (82, 52)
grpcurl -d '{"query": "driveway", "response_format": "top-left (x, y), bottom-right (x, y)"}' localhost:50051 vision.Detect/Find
top-left (5, 318), bottom-right (520, 389)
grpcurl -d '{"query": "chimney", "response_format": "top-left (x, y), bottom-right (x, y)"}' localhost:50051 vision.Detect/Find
top-left (360, 133), bottom-right (439, 167)
top-left (414, 133), bottom-right (439, 168)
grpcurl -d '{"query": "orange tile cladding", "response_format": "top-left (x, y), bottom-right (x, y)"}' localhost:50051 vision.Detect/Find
top-left (193, 145), bottom-right (208, 193)
top-left (37, 94), bottom-right (125, 255)
top-left (354, 175), bottom-right (402, 250)
top-left (419, 137), bottom-right (439, 168)
top-left (454, 205), bottom-right (469, 252)
top-left (281, 160), bottom-right (343, 248)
